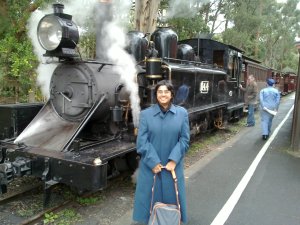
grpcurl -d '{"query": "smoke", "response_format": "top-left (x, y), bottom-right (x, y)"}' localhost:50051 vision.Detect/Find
top-left (27, 6), bottom-right (56, 100)
top-left (105, 21), bottom-right (141, 127)
top-left (102, 0), bottom-right (141, 127)
top-left (165, 0), bottom-right (209, 19)
top-left (96, 1), bottom-right (141, 127)
top-left (62, 0), bottom-right (97, 29)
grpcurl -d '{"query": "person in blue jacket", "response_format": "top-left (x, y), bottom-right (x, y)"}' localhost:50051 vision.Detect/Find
top-left (133, 80), bottom-right (190, 224)
top-left (175, 78), bottom-right (190, 107)
top-left (259, 78), bottom-right (280, 140)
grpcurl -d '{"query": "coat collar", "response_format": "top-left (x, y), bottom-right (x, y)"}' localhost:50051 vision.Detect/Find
top-left (152, 103), bottom-right (176, 116)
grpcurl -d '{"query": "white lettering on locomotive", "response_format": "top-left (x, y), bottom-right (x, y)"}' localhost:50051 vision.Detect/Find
top-left (200, 81), bottom-right (209, 93)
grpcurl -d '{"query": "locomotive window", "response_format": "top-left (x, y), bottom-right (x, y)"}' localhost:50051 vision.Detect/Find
top-left (228, 50), bottom-right (238, 80)
top-left (213, 50), bottom-right (224, 68)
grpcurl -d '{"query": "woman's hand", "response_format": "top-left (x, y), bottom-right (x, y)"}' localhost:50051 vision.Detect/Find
top-left (152, 163), bottom-right (163, 174)
top-left (165, 160), bottom-right (176, 171)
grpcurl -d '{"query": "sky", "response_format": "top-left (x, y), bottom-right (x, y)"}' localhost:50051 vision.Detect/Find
top-left (277, 0), bottom-right (300, 9)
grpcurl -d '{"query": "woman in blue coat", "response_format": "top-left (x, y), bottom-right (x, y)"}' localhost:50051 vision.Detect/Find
top-left (133, 80), bottom-right (190, 224)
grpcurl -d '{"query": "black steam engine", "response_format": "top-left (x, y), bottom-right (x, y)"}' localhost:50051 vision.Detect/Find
top-left (0, 3), bottom-right (245, 199)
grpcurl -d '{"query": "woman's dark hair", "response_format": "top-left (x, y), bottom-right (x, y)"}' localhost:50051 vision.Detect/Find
top-left (154, 80), bottom-right (175, 98)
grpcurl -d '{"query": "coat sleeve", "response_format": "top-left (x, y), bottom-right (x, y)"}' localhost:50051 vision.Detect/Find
top-left (136, 112), bottom-right (161, 170)
top-left (168, 110), bottom-right (190, 163)
top-left (247, 83), bottom-right (258, 101)
top-left (276, 91), bottom-right (280, 110)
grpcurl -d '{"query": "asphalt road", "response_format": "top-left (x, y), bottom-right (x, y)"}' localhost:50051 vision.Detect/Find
top-left (113, 93), bottom-right (300, 225)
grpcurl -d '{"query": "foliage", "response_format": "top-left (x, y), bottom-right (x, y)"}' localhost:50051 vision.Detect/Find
top-left (44, 209), bottom-right (82, 225)
top-left (0, 0), bottom-right (55, 102)
top-left (0, 2), bottom-right (10, 39)
top-left (158, 1), bottom-right (210, 40)
top-left (165, 17), bottom-right (210, 40)
top-left (44, 212), bottom-right (59, 224)
top-left (220, 0), bottom-right (300, 71)
top-left (16, 201), bottom-right (41, 217)
top-left (78, 32), bottom-right (96, 60)
top-left (76, 196), bottom-right (101, 205)
top-left (0, 1), bottom-right (42, 102)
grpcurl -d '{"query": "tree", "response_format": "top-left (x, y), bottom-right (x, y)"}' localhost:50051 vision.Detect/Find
top-left (158, 0), bottom-right (209, 39)
top-left (135, 0), bottom-right (161, 33)
top-left (0, 0), bottom-right (53, 103)
top-left (0, 1), bottom-right (37, 102)
top-left (261, 0), bottom-right (300, 70)
top-left (220, 0), bottom-right (300, 71)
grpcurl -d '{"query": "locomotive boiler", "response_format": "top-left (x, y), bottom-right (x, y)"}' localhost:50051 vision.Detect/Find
top-left (0, 2), bottom-right (245, 200)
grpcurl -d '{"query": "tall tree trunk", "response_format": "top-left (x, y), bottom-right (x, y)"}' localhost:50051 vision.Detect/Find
top-left (135, 0), bottom-right (161, 34)
top-left (254, 0), bottom-right (262, 58)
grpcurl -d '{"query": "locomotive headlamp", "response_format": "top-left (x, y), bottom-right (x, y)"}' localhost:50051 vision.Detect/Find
top-left (37, 4), bottom-right (79, 58)
top-left (37, 15), bottom-right (63, 51)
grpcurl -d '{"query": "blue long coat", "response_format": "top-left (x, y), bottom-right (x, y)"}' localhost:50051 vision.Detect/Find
top-left (133, 104), bottom-right (190, 224)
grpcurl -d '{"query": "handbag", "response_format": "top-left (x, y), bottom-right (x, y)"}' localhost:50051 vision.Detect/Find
top-left (148, 169), bottom-right (181, 225)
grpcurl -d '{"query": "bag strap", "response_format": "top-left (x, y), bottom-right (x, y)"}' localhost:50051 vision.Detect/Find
top-left (149, 169), bottom-right (180, 215)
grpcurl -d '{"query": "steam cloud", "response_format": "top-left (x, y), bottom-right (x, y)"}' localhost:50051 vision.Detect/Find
top-left (96, 1), bottom-right (141, 127)
top-left (27, 6), bottom-right (55, 100)
top-left (166, 0), bottom-right (210, 19)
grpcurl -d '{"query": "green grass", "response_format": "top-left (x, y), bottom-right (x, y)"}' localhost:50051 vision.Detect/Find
top-left (76, 196), bottom-right (102, 205)
top-left (43, 209), bottom-right (82, 225)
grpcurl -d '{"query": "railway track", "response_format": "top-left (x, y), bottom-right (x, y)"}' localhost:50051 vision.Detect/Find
top-left (0, 177), bottom-right (77, 225)
top-left (0, 172), bottom-right (134, 225)
top-left (20, 199), bottom-right (73, 225)
top-left (0, 182), bottom-right (42, 205)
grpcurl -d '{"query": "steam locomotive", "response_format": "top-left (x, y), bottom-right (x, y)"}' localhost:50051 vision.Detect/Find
top-left (0, 3), bottom-right (247, 200)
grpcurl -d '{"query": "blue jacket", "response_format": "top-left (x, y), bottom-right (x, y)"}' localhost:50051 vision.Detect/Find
top-left (133, 103), bottom-right (190, 224)
top-left (175, 84), bottom-right (189, 105)
top-left (260, 86), bottom-right (280, 110)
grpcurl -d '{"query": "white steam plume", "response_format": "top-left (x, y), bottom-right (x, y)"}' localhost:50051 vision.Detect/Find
top-left (62, 0), bottom-right (97, 29)
top-left (98, 1), bottom-right (141, 127)
top-left (105, 22), bottom-right (141, 127)
top-left (27, 7), bottom-right (56, 100)
top-left (166, 0), bottom-right (209, 19)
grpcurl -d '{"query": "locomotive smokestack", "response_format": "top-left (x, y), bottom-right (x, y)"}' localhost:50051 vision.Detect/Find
top-left (53, 3), bottom-right (64, 14)
top-left (95, 0), bottom-right (113, 61)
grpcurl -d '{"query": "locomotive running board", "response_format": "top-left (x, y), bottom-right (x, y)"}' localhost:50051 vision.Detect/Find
top-left (14, 95), bottom-right (106, 152)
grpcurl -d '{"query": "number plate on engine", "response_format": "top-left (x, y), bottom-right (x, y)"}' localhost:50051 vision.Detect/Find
top-left (200, 81), bottom-right (209, 93)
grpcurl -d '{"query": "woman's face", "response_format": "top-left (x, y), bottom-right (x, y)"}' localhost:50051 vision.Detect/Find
top-left (156, 85), bottom-right (172, 108)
